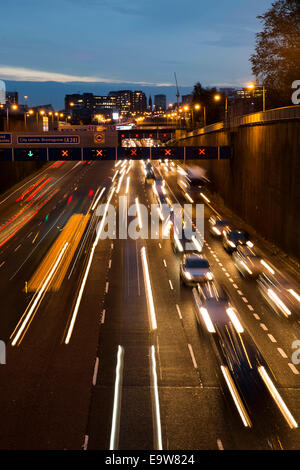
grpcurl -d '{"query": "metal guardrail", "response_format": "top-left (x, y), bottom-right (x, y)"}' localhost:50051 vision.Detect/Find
top-left (176, 106), bottom-right (300, 141)
top-left (229, 105), bottom-right (300, 127)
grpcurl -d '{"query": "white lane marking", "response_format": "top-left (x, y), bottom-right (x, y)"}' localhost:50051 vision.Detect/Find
top-left (111, 243), bottom-right (114, 249)
top-left (217, 439), bottom-right (224, 450)
top-left (163, 259), bottom-right (167, 268)
top-left (169, 280), bottom-right (174, 290)
top-left (229, 278), bottom-right (234, 282)
top-left (83, 435), bottom-right (89, 451)
top-left (27, 232), bottom-right (33, 239)
top-left (101, 309), bottom-right (106, 324)
top-left (14, 244), bottom-right (22, 252)
top-left (288, 363), bottom-right (299, 375)
top-left (277, 348), bottom-right (288, 359)
top-left (109, 345), bottom-right (125, 450)
top-left (247, 305), bottom-right (254, 311)
top-left (105, 282), bottom-right (109, 294)
top-left (221, 267), bottom-right (226, 272)
top-left (158, 243), bottom-right (162, 249)
top-left (150, 345), bottom-right (163, 450)
top-left (188, 344), bottom-right (198, 369)
top-left (108, 259), bottom-right (112, 269)
top-left (92, 357), bottom-right (100, 386)
top-left (0, 261), bottom-right (5, 268)
top-left (268, 334), bottom-right (277, 343)
top-left (260, 323), bottom-right (268, 331)
top-left (237, 290), bottom-right (243, 295)
top-left (141, 247), bottom-right (157, 331)
top-left (176, 304), bottom-right (183, 320)
top-left (253, 313), bottom-right (261, 320)
top-left (233, 284), bottom-right (239, 289)
top-left (242, 297), bottom-right (248, 303)
top-left (225, 273), bottom-right (230, 277)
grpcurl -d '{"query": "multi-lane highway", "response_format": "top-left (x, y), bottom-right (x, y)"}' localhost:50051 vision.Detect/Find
top-left (0, 158), bottom-right (300, 450)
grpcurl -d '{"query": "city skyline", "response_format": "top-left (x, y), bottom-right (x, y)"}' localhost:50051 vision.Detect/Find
top-left (0, 0), bottom-right (273, 105)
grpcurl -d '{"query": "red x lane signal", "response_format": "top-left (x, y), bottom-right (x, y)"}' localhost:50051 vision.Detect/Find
top-left (130, 149), bottom-right (137, 156)
top-left (198, 148), bottom-right (206, 156)
top-left (61, 150), bottom-right (69, 157)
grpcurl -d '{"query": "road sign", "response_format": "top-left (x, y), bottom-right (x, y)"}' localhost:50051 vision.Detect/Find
top-left (17, 135), bottom-right (80, 144)
top-left (0, 133), bottom-right (12, 144)
top-left (94, 133), bottom-right (105, 144)
top-left (0, 146), bottom-right (231, 161)
top-left (48, 148), bottom-right (81, 160)
top-left (14, 148), bottom-right (47, 161)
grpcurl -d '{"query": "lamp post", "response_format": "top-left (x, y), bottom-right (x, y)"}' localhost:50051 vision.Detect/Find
top-left (247, 83), bottom-right (266, 112)
top-left (6, 105), bottom-right (18, 131)
top-left (192, 104), bottom-right (200, 129)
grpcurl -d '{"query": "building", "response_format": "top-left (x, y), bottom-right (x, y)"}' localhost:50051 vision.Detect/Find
top-left (148, 96), bottom-right (153, 112)
top-left (132, 91), bottom-right (147, 113)
top-left (108, 90), bottom-right (133, 115)
top-left (154, 94), bottom-right (166, 111)
top-left (181, 94), bottom-right (192, 105)
top-left (6, 92), bottom-right (18, 105)
top-left (65, 94), bottom-right (83, 113)
top-left (94, 95), bottom-right (116, 113)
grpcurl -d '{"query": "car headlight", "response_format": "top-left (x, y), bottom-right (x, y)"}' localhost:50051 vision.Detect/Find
top-left (213, 227), bottom-right (221, 235)
top-left (206, 272), bottom-right (213, 280)
top-left (185, 271), bottom-right (192, 280)
top-left (228, 241), bottom-right (236, 248)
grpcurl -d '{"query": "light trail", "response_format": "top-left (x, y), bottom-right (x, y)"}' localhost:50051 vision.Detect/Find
top-left (11, 242), bottom-right (69, 346)
top-left (109, 345), bottom-right (124, 450)
top-left (65, 187), bottom-right (115, 344)
top-left (150, 345), bottom-right (163, 450)
top-left (141, 247), bottom-right (157, 330)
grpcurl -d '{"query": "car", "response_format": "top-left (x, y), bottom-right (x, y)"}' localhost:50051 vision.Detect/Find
top-left (208, 216), bottom-right (229, 238)
top-left (257, 272), bottom-right (300, 319)
top-left (222, 228), bottom-right (249, 253)
top-left (180, 253), bottom-right (213, 286)
top-left (232, 245), bottom-right (262, 278)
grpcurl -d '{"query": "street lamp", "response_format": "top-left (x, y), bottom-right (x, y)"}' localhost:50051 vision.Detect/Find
top-left (213, 93), bottom-right (228, 121)
top-left (247, 83), bottom-right (266, 112)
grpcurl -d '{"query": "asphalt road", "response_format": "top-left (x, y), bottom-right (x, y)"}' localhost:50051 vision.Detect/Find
top-left (0, 159), bottom-right (300, 450)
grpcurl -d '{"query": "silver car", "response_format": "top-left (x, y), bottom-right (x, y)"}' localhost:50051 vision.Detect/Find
top-left (232, 245), bottom-right (262, 278)
top-left (180, 254), bottom-right (213, 286)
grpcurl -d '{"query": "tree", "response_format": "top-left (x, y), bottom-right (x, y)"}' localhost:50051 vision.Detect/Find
top-left (250, 0), bottom-right (300, 107)
top-left (191, 82), bottom-right (223, 126)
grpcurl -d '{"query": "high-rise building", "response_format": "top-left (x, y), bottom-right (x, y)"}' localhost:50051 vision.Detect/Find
top-left (109, 90), bottom-right (133, 115)
top-left (131, 91), bottom-right (147, 113)
top-left (148, 96), bottom-right (152, 112)
top-left (154, 94), bottom-right (166, 111)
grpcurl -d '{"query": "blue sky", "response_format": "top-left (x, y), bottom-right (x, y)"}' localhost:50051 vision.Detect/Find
top-left (0, 0), bottom-right (273, 106)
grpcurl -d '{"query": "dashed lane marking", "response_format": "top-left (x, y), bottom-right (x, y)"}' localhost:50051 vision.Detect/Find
top-left (188, 344), bottom-right (198, 369)
top-left (176, 304), bottom-right (183, 320)
top-left (277, 348), bottom-right (288, 359)
top-left (288, 363), bottom-right (299, 375)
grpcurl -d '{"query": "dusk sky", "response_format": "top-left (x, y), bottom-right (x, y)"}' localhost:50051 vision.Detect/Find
top-left (0, 0), bottom-right (273, 106)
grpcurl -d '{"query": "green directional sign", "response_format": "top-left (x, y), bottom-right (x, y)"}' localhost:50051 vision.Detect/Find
top-left (28, 151), bottom-right (34, 157)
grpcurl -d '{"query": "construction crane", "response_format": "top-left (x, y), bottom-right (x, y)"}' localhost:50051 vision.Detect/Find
top-left (174, 72), bottom-right (180, 110)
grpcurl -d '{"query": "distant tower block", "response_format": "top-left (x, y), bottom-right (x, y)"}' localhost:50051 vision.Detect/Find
top-left (0, 80), bottom-right (5, 105)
